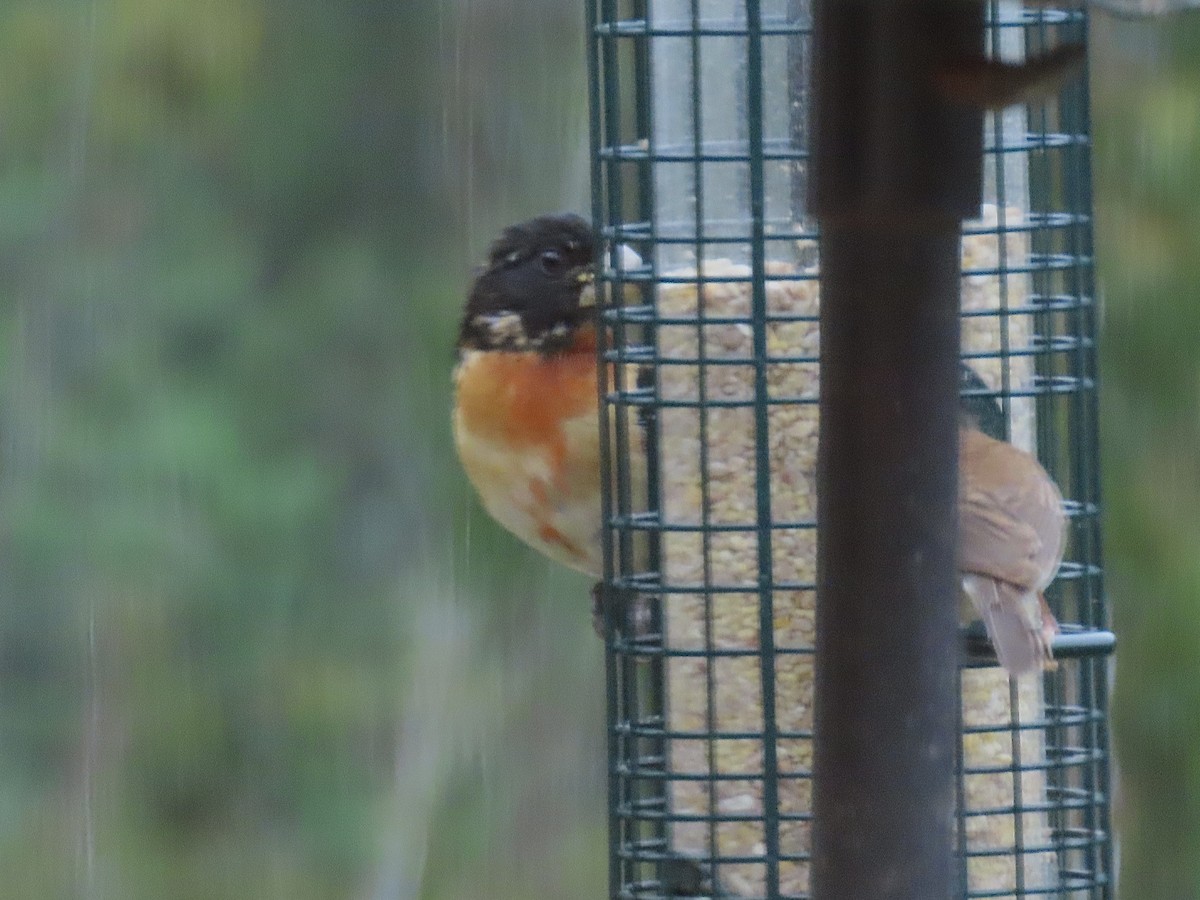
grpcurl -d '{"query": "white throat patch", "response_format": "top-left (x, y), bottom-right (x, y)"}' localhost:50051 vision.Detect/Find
top-left (471, 311), bottom-right (531, 349)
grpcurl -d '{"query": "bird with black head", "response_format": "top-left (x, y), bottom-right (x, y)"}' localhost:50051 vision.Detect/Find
top-left (453, 214), bottom-right (645, 629)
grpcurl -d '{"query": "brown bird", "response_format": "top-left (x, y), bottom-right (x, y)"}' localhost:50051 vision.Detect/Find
top-left (958, 423), bottom-right (1065, 676)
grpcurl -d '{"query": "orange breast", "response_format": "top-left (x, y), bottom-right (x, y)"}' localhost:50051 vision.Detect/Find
top-left (454, 327), bottom-right (599, 481)
top-left (453, 327), bottom-right (607, 574)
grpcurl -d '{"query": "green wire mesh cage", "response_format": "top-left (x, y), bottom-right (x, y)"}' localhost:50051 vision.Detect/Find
top-left (588, 1), bottom-right (1113, 897)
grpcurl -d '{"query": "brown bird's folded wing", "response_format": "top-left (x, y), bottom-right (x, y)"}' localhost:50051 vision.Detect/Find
top-left (958, 427), bottom-right (1067, 676)
top-left (958, 427), bottom-right (1067, 592)
top-left (958, 482), bottom-right (1049, 590)
top-left (960, 573), bottom-right (1051, 676)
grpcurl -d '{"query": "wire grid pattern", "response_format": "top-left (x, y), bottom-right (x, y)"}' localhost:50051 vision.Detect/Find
top-left (588, 2), bottom-right (1112, 897)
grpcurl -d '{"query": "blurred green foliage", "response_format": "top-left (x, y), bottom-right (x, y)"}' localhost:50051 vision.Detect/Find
top-left (0, 1), bottom-right (605, 898)
top-left (1093, 11), bottom-right (1200, 899)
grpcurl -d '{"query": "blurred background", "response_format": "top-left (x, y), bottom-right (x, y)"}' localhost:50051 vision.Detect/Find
top-left (0, 2), bottom-right (603, 898)
top-left (1092, 12), bottom-right (1200, 899)
top-left (0, 2), bottom-right (1197, 898)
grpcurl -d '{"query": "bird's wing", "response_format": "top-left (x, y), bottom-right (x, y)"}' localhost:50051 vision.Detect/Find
top-left (961, 573), bottom-right (1054, 677)
top-left (958, 480), bottom-right (1049, 590)
top-left (958, 427), bottom-right (1067, 592)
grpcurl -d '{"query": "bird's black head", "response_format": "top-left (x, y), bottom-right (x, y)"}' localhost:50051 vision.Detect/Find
top-left (458, 214), bottom-right (597, 354)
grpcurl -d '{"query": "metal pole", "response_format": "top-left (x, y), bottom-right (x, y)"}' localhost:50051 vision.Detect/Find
top-left (809, 2), bottom-right (983, 897)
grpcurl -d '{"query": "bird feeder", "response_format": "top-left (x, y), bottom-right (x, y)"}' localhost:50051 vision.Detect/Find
top-left (589, 1), bottom-right (1113, 897)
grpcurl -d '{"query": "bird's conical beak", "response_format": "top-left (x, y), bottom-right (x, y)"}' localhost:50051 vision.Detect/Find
top-left (580, 244), bottom-right (642, 309)
top-left (575, 266), bottom-right (597, 308)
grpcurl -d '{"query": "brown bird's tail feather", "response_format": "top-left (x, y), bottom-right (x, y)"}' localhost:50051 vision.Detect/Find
top-left (962, 573), bottom-right (1058, 677)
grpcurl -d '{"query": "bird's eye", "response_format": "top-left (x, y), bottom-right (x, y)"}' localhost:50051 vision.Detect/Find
top-left (539, 249), bottom-right (565, 275)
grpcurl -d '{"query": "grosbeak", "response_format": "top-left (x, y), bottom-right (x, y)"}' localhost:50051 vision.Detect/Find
top-left (957, 365), bottom-right (1065, 676)
top-left (453, 215), bottom-right (1064, 671)
top-left (452, 214), bottom-right (643, 628)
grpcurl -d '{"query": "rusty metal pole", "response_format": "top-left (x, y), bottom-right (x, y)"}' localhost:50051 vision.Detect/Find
top-left (809, 2), bottom-right (983, 897)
